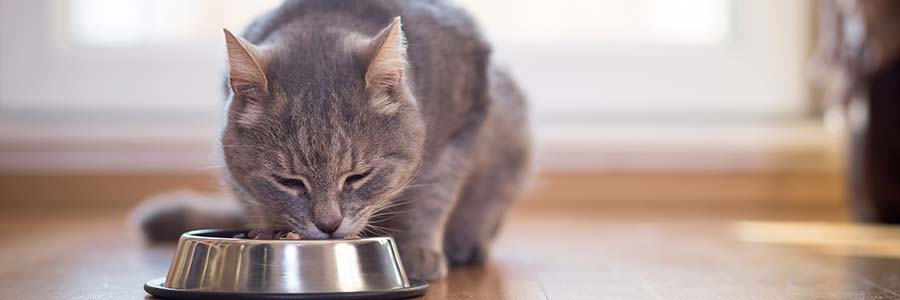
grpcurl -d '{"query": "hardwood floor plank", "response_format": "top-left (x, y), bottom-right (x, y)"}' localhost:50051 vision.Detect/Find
top-left (424, 266), bottom-right (547, 300)
top-left (1, 206), bottom-right (898, 300)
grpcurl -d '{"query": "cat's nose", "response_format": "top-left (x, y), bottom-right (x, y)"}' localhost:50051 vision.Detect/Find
top-left (314, 219), bottom-right (342, 234)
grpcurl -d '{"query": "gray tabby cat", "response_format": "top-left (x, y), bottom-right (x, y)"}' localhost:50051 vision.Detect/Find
top-left (134, 0), bottom-right (530, 281)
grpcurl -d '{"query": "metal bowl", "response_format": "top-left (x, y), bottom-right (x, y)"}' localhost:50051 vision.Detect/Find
top-left (144, 229), bottom-right (427, 300)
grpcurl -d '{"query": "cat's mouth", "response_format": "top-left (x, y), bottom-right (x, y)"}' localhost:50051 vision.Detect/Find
top-left (328, 217), bottom-right (374, 239)
top-left (275, 210), bottom-right (382, 240)
top-left (233, 228), bottom-right (362, 240)
top-left (278, 216), bottom-right (369, 240)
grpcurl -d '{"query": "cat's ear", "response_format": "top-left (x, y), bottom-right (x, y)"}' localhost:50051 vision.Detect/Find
top-left (224, 28), bottom-right (268, 98)
top-left (364, 17), bottom-right (408, 111)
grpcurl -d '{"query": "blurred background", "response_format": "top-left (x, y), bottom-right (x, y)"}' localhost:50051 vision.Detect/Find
top-left (0, 0), bottom-right (897, 223)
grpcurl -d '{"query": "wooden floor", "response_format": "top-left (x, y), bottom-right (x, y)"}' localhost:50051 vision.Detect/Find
top-left (2, 204), bottom-right (900, 300)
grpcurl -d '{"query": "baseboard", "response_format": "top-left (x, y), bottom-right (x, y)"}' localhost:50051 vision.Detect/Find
top-left (0, 168), bottom-right (845, 210)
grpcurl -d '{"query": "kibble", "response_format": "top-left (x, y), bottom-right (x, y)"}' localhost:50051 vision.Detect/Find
top-left (233, 229), bottom-right (365, 240)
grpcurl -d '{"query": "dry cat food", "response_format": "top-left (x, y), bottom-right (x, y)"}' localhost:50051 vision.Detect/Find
top-left (233, 229), bottom-right (360, 240)
top-left (230, 229), bottom-right (301, 240)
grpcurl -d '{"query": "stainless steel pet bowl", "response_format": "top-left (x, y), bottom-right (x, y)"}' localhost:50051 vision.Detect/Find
top-left (144, 229), bottom-right (428, 300)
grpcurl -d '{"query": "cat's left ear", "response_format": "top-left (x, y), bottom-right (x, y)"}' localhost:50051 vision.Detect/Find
top-left (364, 17), bottom-right (409, 112)
top-left (224, 28), bottom-right (268, 99)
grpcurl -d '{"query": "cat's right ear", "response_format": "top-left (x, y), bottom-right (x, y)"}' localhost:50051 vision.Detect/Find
top-left (362, 17), bottom-right (409, 114)
top-left (224, 28), bottom-right (268, 99)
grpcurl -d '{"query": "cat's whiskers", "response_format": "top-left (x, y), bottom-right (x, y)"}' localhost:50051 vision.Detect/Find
top-left (366, 207), bottom-right (400, 224)
top-left (356, 195), bottom-right (419, 236)
top-left (361, 225), bottom-right (384, 237)
top-left (369, 209), bottom-right (410, 218)
top-left (242, 198), bottom-right (274, 211)
top-left (369, 204), bottom-right (413, 218)
top-left (367, 213), bottom-right (406, 224)
top-left (400, 183), bottom-right (433, 190)
top-left (370, 204), bottom-right (410, 217)
top-left (280, 214), bottom-right (308, 232)
top-left (239, 198), bottom-right (291, 229)
top-left (257, 209), bottom-right (288, 226)
top-left (362, 223), bottom-right (394, 236)
top-left (372, 197), bottom-right (417, 214)
top-left (351, 204), bottom-right (391, 236)
top-left (379, 182), bottom-right (431, 206)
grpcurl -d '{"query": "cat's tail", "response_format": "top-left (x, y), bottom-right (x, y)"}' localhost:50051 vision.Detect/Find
top-left (129, 190), bottom-right (247, 243)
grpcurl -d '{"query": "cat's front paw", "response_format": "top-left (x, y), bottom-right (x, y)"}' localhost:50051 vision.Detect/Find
top-left (444, 237), bottom-right (490, 266)
top-left (400, 246), bottom-right (448, 281)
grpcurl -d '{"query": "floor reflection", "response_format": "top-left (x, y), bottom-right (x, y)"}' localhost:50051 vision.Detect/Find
top-left (733, 221), bottom-right (900, 258)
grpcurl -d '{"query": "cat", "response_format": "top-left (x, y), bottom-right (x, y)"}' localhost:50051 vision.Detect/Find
top-left (132, 0), bottom-right (531, 281)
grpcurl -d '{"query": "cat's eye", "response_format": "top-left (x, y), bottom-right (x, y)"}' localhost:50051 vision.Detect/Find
top-left (343, 170), bottom-right (372, 190)
top-left (274, 176), bottom-right (307, 193)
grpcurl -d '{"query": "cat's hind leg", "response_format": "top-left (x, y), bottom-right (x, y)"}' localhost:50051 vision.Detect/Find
top-left (442, 151), bottom-right (530, 265)
top-left (443, 67), bottom-right (531, 265)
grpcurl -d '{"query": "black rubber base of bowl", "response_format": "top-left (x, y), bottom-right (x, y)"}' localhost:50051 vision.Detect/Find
top-left (144, 277), bottom-right (428, 300)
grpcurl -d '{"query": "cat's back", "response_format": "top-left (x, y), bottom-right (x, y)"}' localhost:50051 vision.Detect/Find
top-left (242, 0), bottom-right (490, 76)
top-left (242, 0), bottom-right (492, 142)
top-left (243, 0), bottom-right (484, 46)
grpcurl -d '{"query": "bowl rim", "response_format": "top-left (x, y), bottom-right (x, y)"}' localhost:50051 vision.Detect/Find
top-left (146, 277), bottom-right (429, 300)
top-left (180, 228), bottom-right (395, 245)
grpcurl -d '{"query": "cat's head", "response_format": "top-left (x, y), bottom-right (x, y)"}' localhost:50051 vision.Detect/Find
top-left (220, 17), bottom-right (425, 239)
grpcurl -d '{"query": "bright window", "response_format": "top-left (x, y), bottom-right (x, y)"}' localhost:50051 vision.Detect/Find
top-left (0, 0), bottom-right (812, 125)
top-left (460, 0), bottom-right (732, 46)
top-left (459, 0), bottom-right (812, 123)
top-left (68, 0), bottom-right (280, 47)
